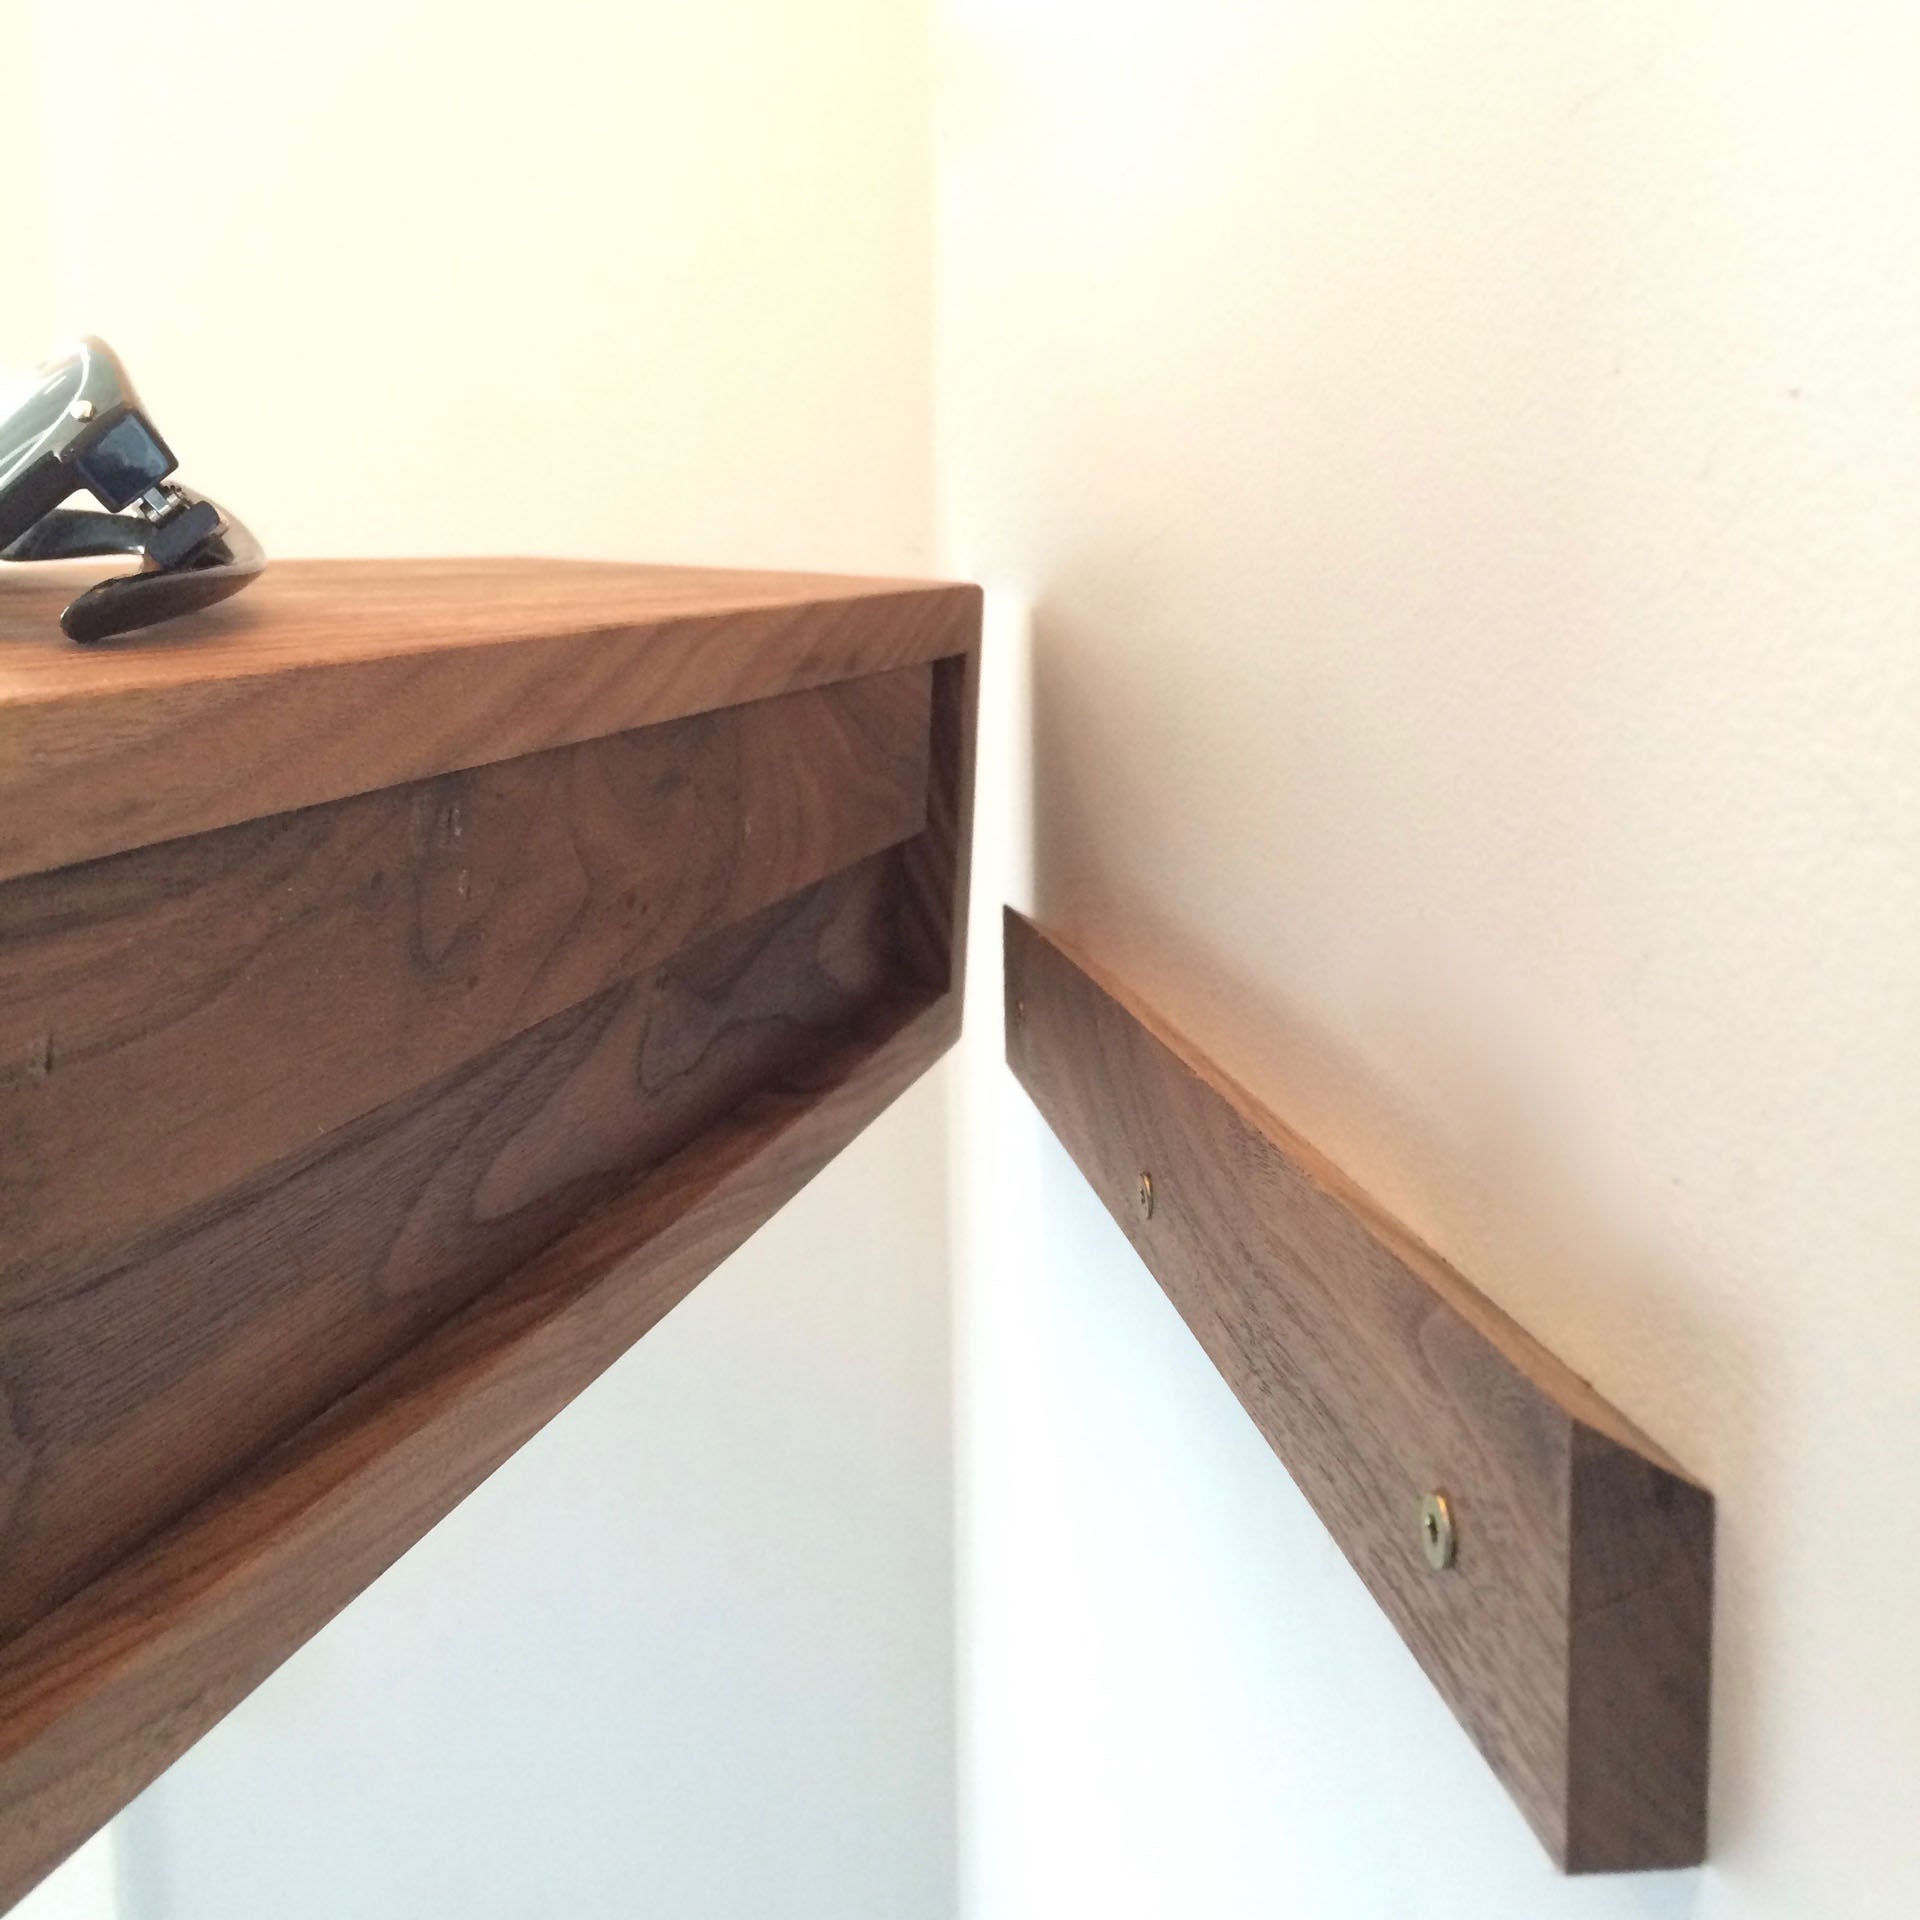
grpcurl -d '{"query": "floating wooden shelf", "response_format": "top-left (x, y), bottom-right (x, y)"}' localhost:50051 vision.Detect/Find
top-left (0, 560), bottom-right (979, 1908)
top-left (1003, 911), bottom-right (1713, 1874)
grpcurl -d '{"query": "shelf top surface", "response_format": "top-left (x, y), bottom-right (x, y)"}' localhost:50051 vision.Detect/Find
top-left (0, 557), bottom-right (963, 702)
top-left (0, 557), bottom-right (976, 884)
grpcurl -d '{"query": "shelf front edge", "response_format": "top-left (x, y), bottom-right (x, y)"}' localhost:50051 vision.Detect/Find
top-left (0, 566), bottom-right (981, 884)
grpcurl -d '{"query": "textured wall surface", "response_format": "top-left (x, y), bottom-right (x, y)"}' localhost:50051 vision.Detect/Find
top-left (940, 4), bottom-right (1920, 1916)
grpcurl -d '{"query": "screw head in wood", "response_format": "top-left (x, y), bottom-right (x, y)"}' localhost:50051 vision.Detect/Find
top-left (1014, 997), bottom-right (1028, 1028)
top-left (1419, 1492), bottom-right (1456, 1571)
top-left (1136, 1171), bottom-right (1154, 1220)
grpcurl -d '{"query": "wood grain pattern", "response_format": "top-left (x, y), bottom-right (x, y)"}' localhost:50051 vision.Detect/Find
top-left (0, 559), bottom-right (980, 1910)
top-left (0, 982), bottom-right (959, 1912)
top-left (0, 559), bottom-right (979, 883)
top-left (0, 667), bottom-right (929, 1280)
top-left (1003, 911), bottom-right (1713, 1873)
top-left (0, 853), bottom-right (905, 1640)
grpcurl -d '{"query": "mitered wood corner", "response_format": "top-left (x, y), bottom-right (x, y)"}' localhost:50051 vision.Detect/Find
top-left (1002, 909), bottom-right (1713, 1874)
top-left (0, 561), bottom-right (979, 1910)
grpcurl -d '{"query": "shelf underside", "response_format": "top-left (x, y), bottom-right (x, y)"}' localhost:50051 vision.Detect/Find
top-left (0, 643), bottom-right (976, 1909)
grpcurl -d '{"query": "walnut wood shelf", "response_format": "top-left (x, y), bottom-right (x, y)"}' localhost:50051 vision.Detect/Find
top-left (0, 560), bottom-right (979, 1908)
top-left (1004, 911), bottom-right (1713, 1874)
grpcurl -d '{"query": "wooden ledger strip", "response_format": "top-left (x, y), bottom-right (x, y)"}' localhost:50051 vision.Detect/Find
top-left (1002, 910), bottom-right (1713, 1873)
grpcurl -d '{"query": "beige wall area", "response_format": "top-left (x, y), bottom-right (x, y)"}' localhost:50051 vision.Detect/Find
top-left (11, 0), bottom-right (933, 574)
top-left (943, 3), bottom-right (1920, 1917)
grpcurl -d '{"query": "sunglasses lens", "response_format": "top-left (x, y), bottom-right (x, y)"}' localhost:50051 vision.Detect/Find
top-left (70, 412), bottom-right (176, 511)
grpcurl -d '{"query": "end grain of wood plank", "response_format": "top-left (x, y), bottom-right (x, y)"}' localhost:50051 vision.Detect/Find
top-left (893, 651), bottom-right (981, 998)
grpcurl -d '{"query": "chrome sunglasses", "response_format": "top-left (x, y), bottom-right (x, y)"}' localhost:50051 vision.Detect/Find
top-left (0, 338), bottom-right (264, 642)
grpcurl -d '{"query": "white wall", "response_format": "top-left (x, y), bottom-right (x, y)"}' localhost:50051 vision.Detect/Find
top-left (13, 3), bottom-right (1920, 1915)
top-left (11, 0), bottom-right (933, 574)
top-left (941, 4), bottom-right (1920, 1918)
top-left (8, 2), bottom-right (952, 1916)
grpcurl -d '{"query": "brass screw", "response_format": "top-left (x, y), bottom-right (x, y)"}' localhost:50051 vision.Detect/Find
top-left (1420, 1492), bottom-right (1456, 1571)
top-left (1136, 1171), bottom-right (1155, 1220)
